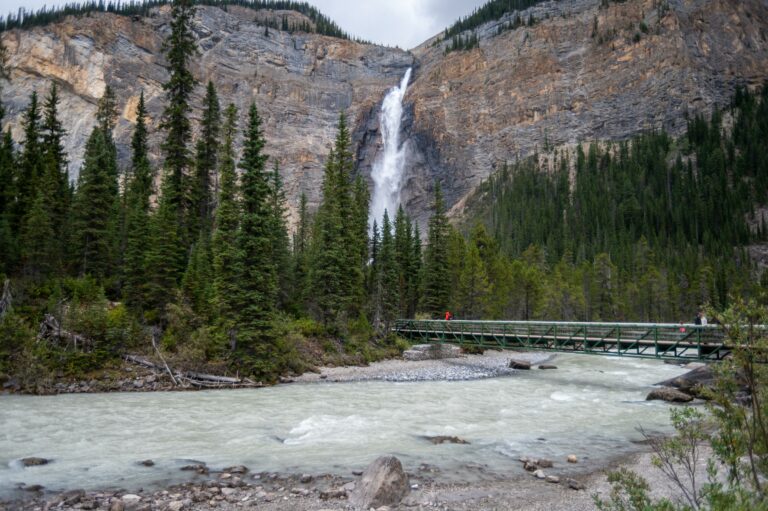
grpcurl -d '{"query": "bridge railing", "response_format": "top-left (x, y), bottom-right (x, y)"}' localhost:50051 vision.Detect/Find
top-left (393, 319), bottom-right (729, 360)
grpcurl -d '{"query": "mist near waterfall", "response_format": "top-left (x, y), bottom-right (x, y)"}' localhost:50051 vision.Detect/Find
top-left (370, 68), bottom-right (412, 229)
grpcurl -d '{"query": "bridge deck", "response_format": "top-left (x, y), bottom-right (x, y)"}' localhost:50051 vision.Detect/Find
top-left (393, 320), bottom-right (730, 361)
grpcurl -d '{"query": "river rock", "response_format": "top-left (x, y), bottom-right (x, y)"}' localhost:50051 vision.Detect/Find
top-left (109, 499), bottom-right (126, 511)
top-left (546, 475), bottom-right (560, 483)
top-left (300, 473), bottom-right (313, 483)
top-left (538, 365), bottom-right (558, 370)
top-left (567, 455), bottom-right (578, 464)
top-left (21, 457), bottom-right (50, 466)
top-left (24, 484), bottom-right (44, 492)
top-left (223, 465), bottom-right (248, 474)
top-left (508, 359), bottom-right (531, 370)
top-left (567, 479), bottom-right (586, 491)
top-left (166, 501), bottom-right (185, 511)
top-left (425, 435), bottom-right (470, 445)
top-left (655, 365), bottom-right (717, 398)
top-left (320, 488), bottom-right (346, 500)
top-left (646, 387), bottom-right (694, 403)
top-left (349, 456), bottom-right (410, 510)
top-left (139, 459), bottom-right (155, 467)
top-left (121, 494), bottom-right (142, 510)
top-left (533, 469), bottom-right (547, 479)
top-left (537, 458), bottom-right (553, 468)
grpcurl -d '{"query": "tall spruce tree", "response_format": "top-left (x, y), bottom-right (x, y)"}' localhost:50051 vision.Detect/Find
top-left (291, 192), bottom-right (311, 313)
top-left (191, 81), bottom-right (220, 237)
top-left (310, 112), bottom-right (366, 327)
top-left (235, 103), bottom-right (278, 376)
top-left (212, 104), bottom-right (241, 333)
top-left (17, 91), bottom-right (43, 226)
top-left (422, 183), bottom-right (450, 317)
top-left (71, 127), bottom-right (118, 279)
top-left (0, 43), bottom-right (16, 274)
top-left (39, 82), bottom-right (70, 273)
top-left (269, 160), bottom-right (291, 310)
top-left (160, 0), bottom-right (198, 245)
top-left (378, 210), bottom-right (399, 331)
top-left (123, 91), bottom-right (154, 311)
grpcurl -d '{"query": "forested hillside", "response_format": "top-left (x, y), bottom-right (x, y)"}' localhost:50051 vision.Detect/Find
top-left (462, 84), bottom-right (768, 322)
top-left (0, 1), bottom-right (421, 388)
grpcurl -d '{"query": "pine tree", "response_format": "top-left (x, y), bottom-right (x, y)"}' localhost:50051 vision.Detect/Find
top-left (182, 231), bottom-right (213, 316)
top-left (458, 244), bottom-right (491, 319)
top-left (19, 191), bottom-right (54, 281)
top-left (422, 183), bottom-right (450, 317)
top-left (235, 103), bottom-right (278, 377)
top-left (16, 91), bottom-right (43, 226)
top-left (71, 127), bottom-right (118, 279)
top-left (378, 210), bottom-right (399, 331)
top-left (408, 223), bottom-right (422, 317)
top-left (144, 186), bottom-right (183, 319)
top-left (123, 91), bottom-right (154, 312)
top-left (160, 0), bottom-right (198, 245)
top-left (191, 81), bottom-right (220, 237)
top-left (0, 131), bottom-right (16, 275)
top-left (212, 104), bottom-right (241, 331)
top-left (269, 160), bottom-right (291, 310)
top-left (291, 192), bottom-right (311, 313)
top-left (310, 113), bottom-right (361, 327)
top-left (38, 82), bottom-right (70, 273)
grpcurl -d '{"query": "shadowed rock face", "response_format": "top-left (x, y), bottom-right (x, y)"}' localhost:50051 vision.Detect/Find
top-left (2, 0), bottom-right (768, 228)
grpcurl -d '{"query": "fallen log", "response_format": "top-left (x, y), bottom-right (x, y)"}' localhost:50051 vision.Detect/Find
top-left (37, 314), bottom-right (94, 351)
top-left (123, 353), bottom-right (260, 388)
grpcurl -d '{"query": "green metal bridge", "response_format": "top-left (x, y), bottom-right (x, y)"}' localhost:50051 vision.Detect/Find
top-left (393, 319), bottom-right (731, 361)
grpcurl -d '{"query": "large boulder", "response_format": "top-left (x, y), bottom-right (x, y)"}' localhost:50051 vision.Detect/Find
top-left (509, 359), bottom-right (531, 370)
top-left (349, 456), bottom-right (410, 510)
top-left (656, 365), bottom-right (715, 397)
top-left (646, 387), bottom-right (694, 403)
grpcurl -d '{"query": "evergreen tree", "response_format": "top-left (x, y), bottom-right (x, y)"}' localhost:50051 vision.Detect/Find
top-left (291, 192), bottom-right (311, 313)
top-left (309, 112), bottom-right (364, 327)
top-left (19, 191), bottom-right (54, 281)
top-left (378, 210), bottom-right (399, 331)
top-left (16, 91), bottom-right (43, 225)
top-left (0, 131), bottom-right (16, 275)
top-left (182, 231), bottom-right (213, 316)
top-left (422, 183), bottom-right (450, 317)
top-left (212, 104), bottom-right (241, 332)
top-left (123, 91), bottom-right (154, 312)
top-left (269, 160), bottom-right (291, 310)
top-left (38, 82), bottom-right (70, 273)
top-left (235, 102), bottom-right (278, 377)
top-left (160, 0), bottom-right (198, 244)
top-left (191, 80), bottom-right (220, 237)
top-left (458, 243), bottom-right (491, 319)
top-left (71, 128), bottom-right (118, 280)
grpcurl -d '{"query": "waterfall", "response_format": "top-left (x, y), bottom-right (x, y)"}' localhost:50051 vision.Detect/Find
top-left (369, 68), bottom-right (412, 229)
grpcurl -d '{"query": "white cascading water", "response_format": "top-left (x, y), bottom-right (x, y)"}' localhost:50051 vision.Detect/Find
top-left (369, 68), bottom-right (412, 228)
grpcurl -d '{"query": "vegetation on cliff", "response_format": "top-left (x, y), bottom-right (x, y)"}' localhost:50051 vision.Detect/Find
top-left (463, 84), bottom-right (768, 322)
top-left (0, 0), bottom-right (350, 40)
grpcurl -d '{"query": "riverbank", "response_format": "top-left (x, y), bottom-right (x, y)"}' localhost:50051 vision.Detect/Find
top-left (3, 446), bottom-right (710, 511)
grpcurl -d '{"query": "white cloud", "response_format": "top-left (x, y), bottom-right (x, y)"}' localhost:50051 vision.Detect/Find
top-left (1, 0), bottom-right (488, 49)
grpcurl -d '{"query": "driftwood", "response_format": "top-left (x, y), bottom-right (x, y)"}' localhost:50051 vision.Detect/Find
top-left (0, 279), bottom-right (11, 320)
top-left (37, 314), bottom-right (94, 351)
top-left (123, 352), bottom-right (259, 389)
top-left (150, 326), bottom-right (179, 386)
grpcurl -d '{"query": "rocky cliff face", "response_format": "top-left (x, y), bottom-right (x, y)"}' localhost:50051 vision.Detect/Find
top-left (1, 0), bottom-right (767, 228)
top-left (401, 0), bottom-right (768, 224)
top-left (0, 5), bottom-right (413, 224)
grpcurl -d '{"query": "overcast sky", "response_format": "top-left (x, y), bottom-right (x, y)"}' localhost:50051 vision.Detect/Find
top-left (1, 0), bottom-right (487, 48)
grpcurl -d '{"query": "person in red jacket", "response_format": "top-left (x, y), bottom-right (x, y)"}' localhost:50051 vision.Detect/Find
top-left (445, 311), bottom-right (453, 321)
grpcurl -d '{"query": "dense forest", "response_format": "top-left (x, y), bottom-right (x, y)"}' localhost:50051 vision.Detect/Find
top-left (0, 0), bottom-right (428, 386)
top-left (0, 0), bottom-right (766, 388)
top-left (464, 84), bottom-right (768, 323)
top-left (0, 0), bottom-right (350, 40)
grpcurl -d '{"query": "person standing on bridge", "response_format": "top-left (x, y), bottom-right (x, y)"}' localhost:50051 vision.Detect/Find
top-left (445, 311), bottom-right (453, 321)
top-left (694, 311), bottom-right (708, 326)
